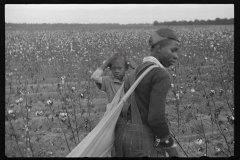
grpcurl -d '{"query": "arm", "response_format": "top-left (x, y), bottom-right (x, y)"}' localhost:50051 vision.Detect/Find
top-left (148, 72), bottom-right (171, 140)
top-left (165, 146), bottom-right (178, 157)
top-left (126, 57), bottom-right (136, 69)
top-left (147, 71), bottom-right (178, 157)
top-left (90, 56), bottom-right (114, 84)
top-left (90, 68), bottom-right (104, 84)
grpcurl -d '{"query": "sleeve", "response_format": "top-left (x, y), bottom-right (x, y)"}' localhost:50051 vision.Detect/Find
top-left (91, 68), bottom-right (103, 84)
top-left (95, 76), bottom-right (108, 92)
top-left (147, 71), bottom-right (172, 141)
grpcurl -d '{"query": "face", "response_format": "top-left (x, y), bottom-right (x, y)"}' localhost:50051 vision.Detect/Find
top-left (110, 59), bottom-right (127, 80)
top-left (157, 40), bottom-right (179, 68)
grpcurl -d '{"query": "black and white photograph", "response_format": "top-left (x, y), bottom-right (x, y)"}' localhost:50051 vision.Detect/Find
top-left (5, 4), bottom-right (234, 157)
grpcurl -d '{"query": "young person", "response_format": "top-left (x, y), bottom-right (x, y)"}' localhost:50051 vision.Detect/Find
top-left (91, 53), bottom-right (136, 103)
top-left (114, 28), bottom-right (180, 157)
top-left (90, 53), bottom-right (135, 157)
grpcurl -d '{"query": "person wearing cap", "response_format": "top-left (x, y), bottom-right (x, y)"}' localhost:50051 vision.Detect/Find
top-left (114, 28), bottom-right (180, 157)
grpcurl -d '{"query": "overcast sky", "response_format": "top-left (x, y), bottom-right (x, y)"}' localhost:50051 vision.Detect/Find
top-left (5, 4), bottom-right (234, 24)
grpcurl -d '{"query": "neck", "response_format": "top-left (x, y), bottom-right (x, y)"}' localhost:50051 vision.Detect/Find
top-left (114, 75), bottom-right (124, 82)
top-left (117, 77), bottom-right (123, 81)
top-left (149, 53), bottom-right (160, 62)
top-left (144, 55), bottom-right (165, 69)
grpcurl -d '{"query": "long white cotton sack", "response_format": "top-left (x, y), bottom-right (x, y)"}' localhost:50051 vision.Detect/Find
top-left (66, 64), bottom-right (159, 157)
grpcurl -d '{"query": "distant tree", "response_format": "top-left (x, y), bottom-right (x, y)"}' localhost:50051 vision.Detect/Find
top-left (215, 18), bottom-right (221, 25)
top-left (178, 20), bottom-right (186, 25)
top-left (194, 19), bottom-right (200, 25)
top-left (206, 19), bottom-right (211, 25)
top-left (189, 20), bottom-right (193, 25)
top-left (153, 21), bottom-right (159, 26)
top-left (199, 20), bottom-right (204, 25)
top-left (182, 20), bottom-right (188, 25)
top-left (229, 18), bottom-right (234, 24)
top-left (222, 18), bottom-right (228, 24)
top-left (172, 20), bottom-right (177, 25)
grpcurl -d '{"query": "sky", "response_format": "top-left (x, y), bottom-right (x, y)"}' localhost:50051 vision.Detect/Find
top-left (5, 4), bottom-right (234, 24)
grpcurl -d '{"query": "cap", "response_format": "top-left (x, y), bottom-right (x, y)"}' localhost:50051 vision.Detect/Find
top-left (148, 28), bottom-right (179, 47)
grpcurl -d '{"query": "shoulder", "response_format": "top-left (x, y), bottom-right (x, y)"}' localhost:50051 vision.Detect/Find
top-left (147, 68), bottom-right (171, 87)
top-left (102, 76), bottom-right (113, 81)
top-left (102, 76), bottom-right (114, 85)
top-left (149, 67), bottom-right (170, 79)
top-left (135, 64), bottom-right (170, 80)
top-left (100, 76), bottom-right (113, 91)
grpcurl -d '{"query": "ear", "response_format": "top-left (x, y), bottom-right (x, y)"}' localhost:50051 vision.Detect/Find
top-left (156, 44), bottom-right (163, 53)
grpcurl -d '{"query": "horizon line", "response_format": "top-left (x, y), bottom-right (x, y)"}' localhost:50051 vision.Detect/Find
top-left (5, 17), bottom-right (234, 25)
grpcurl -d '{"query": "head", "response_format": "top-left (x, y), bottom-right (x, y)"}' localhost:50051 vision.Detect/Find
top-left (148, 28), bottom-right (180, 68)
top-left (109, 54), bottom-right (128, 80)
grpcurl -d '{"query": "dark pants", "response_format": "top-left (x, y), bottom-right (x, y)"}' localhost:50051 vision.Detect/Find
top-left (114, 118), bottom-right (166, 157)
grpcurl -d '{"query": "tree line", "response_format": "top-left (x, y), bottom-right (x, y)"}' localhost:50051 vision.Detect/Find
top-left (153, 18), bottom-right (234, 26)
top-left (5, 23), bottom-right (152, 30)
top-left (5, 17), bottom-right (234, 30)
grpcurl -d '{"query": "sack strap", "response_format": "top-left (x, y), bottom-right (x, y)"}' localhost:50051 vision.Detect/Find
top-left (121, 63), bottom-right (158, 125)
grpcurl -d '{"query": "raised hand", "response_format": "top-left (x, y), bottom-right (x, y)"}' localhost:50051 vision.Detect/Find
top-left (126, 57), bottom-right (136, 69)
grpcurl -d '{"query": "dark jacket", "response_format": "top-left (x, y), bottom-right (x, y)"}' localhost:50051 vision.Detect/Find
top-left (123, 62), bottom-right (172, 140)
